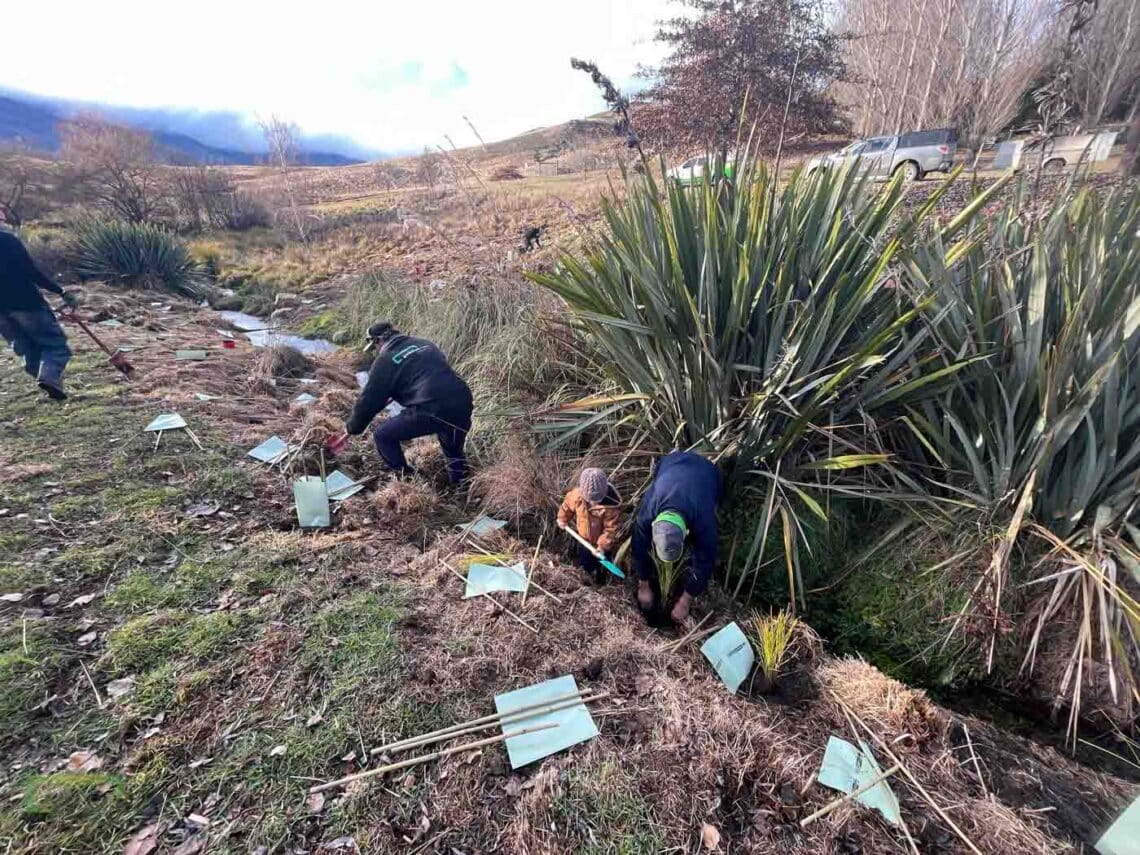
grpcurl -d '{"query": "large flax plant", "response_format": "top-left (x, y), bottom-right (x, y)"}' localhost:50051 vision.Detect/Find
top-left (529, 155), bottom-right (1000, 604)
top-left (901, 180), bottom-right (1140, 736)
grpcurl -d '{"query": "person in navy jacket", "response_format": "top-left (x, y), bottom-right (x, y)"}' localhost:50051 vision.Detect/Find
top-left (630, 450), bottom-right (722, 621)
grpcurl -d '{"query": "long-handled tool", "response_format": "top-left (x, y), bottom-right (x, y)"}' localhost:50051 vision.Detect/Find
top-left (561, 524), bottom-right (625, 578)
top-left (60, 309), bottom-right (135, 378)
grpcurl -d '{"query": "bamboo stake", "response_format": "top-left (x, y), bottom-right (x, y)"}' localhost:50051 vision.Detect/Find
top-left (309, 723), bottom-right (557, 794)
top-left (466, 537), bottom-right (563, 604)
top-left (371, 691), bottom-right (610, 757)
top-left (834, 696), bottom-right (984, 855)
top-left (371, 689), bottom-right (587, 755)
top-left (659, 610), bottom-right (714, 653)
top-left (961, 722), bottom-right (988, 797)
top-left (442, 560), bottom-right (539, 634)
top-left (800, 763), bottom-right (902, 827)
top-left (184, 426), bottom-right (205, 451)
top-left (522, 531), bottom-right (544, 607)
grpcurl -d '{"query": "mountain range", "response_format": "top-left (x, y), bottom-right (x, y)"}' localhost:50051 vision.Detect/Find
top-left (0, 89), bottom-right (377, 167)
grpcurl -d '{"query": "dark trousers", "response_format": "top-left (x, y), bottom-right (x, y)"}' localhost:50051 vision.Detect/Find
top-left (373, 406), bottom-right (471, 484)
top-left (577, 544), bottom-right (614, 584)
top-left (0, 307), bottom-right (72, 385)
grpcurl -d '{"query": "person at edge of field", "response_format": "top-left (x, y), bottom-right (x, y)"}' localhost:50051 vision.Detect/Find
top-left (0, 223), bottom-right (78, 400)
top-left (335, 321), bottom-right (474, 485)
top-left (630, 450), bottom-right (722, 622)
top-left (557, 467), bottom-right (622, 585)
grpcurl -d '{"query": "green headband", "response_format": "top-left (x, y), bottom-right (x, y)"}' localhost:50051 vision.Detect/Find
top-left (653, 510), bottom-right (688, 538)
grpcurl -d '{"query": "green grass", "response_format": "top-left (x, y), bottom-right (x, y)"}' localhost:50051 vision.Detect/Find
top-left (103, 611), bottom-right (190, 676)
top-left (551, 762), bottom-right (663, 854)
top-left (185, 611), bottom-right (252, 659)
top-left (0, 623), bottom-right (59, 746)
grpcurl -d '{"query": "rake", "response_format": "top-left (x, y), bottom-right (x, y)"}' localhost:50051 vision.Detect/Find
top-left (60, 309), bottom-right (135, 378)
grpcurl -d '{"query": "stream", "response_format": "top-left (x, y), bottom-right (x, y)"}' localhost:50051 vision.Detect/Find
top-left (218, 310), bottom-right (372, 391)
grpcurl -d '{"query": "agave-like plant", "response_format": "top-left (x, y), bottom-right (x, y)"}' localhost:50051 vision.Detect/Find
top-left (528, 151), bottom-right (1005, 606)
top-left (73, 218), bottom-right (205, 300)
top-left (899, 180), bottom-right (1140, 738)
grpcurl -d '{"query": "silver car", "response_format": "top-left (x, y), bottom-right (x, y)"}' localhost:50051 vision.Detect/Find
top-left (807, 129), bottom-right (957, 181)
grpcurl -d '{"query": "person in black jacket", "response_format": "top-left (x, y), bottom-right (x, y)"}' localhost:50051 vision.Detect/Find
top-left (342, 321), bottom-right (474, 484)
top-left (0, 227), bottom-right (78, 400)
top-left (631, 450), bottom-right (722, 621)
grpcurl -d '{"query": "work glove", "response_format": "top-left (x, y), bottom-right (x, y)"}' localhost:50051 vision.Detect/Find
top-left (60, 290), bottom-right (80, 308)
top-left (324, 431), bottom-right (349, 456)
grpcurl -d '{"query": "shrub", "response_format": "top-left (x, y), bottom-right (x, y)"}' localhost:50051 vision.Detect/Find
top-left (490, 164), bottom-right (524, 181)
top-left (72, 218), bottom-right (205, 299)
top-left (530, 152), bottom-right (1005, 604)
top-left (896, 179), bottom-right (1140, 734)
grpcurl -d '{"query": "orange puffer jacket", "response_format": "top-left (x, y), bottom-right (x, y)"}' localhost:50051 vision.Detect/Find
top-left (557, 484), bottom-right (622, 552)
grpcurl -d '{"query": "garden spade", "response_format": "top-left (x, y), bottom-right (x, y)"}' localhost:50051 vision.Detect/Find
top-left (561, 525), bottom-right (625, 578)
top-left (60, 308), bottom-right (135, 378)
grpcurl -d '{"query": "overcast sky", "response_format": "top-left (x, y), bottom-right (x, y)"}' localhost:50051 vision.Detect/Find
top-left (3, 0), bottom-right (672, 154)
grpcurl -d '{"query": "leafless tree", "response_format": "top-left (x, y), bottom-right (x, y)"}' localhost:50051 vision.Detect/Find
top-left (835, 0), bottom-right (1053, 153)
top-left (59, 114), bottom-right (166, 222)
top-left (415, 146), bottom-right (442, 187)
top-left (259, 114), bottom-right (306, 241)
top-left (1068, 0), bottom-right (1140, 126)
top-left (172, 165), bottom-right (268, 232)
top-left (0, 147), bottom-right (50, 227)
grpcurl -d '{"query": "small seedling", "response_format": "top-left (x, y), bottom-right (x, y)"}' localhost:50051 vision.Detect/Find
top-left (748, 609), bottom-right (799, 693)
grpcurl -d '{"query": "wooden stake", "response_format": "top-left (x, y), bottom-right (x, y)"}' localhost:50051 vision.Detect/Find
top-left (371, 691), bottom-right (610, 757)
top-left (442, 560), bottom-right (539, 634)
top-left (183, 426), bottom-right (205, 451)
top-left (799, 763), bottom-right (902, 827)
top-left (522, 531), bottom-right (544, 607)
top-left (834, 696), bottom-right (984, 855)
top-left (659, 610), bottom-right (714, 653)
top-left (309, 723), bottom-right (557, 794)
top-left (372, 689), bottom-right (590, 756)
top-left (961, 722), bottom-right (989, 797)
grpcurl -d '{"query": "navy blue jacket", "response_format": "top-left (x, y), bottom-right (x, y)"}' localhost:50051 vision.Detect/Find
top-left (631, 451), bottom-right (722, 596)
top-left (0, 230), bottom-right (63, 311)
top-left (346, 334), bottom-right (472, 435)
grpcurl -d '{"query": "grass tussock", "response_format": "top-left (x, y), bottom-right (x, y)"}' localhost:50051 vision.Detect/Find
top-left (469, 433), bottom-right (570, 522)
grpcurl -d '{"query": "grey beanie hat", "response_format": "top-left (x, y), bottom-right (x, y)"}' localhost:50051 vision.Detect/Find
top-left (651, 518), bottom-right (685, 562)
top-left (578, 467), bottom-right (609, 504)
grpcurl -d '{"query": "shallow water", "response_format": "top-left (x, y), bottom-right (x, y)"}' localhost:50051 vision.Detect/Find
top-left (218, 310), bottom-right (338, 355)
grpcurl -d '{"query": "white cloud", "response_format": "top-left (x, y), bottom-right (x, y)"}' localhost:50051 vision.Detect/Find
top-left (4, 0), bottom-right (672, 152)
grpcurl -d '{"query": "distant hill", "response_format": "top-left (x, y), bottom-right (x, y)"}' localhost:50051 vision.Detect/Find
top-left (0, 91), bottom-right (365, 166)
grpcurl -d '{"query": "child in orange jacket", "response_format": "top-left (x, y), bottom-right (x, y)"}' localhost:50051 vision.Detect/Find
top-left (557, 467), bottom-right (622, 584)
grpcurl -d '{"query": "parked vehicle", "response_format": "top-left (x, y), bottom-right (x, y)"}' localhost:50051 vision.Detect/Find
top-left (1021, 132), bottom-right (1119, 171)
top-left (667, 153), bottom-right (738, 184)
top-left (806, 128), bottom-right (957, 180)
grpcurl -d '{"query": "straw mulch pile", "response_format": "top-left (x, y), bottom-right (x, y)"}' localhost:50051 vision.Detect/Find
top-left (311, 529), bottom-right (1132, 854)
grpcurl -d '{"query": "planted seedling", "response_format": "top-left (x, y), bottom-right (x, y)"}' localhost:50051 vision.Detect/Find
top-left (747, 609), bottom-right (799, 694)
top-left (642, 557), bottom-right (685, 629)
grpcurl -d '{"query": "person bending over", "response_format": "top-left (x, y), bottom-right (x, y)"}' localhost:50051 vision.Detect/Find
top-left (630, 450), bottom-right (722, 621)
top-left (341, 321), bottom-right (474, 484)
